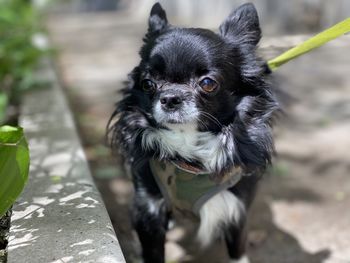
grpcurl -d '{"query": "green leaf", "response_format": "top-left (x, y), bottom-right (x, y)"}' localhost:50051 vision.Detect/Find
top-left (0, 92), bottom-right (7, 124)
top-left (0, 125), bottom-right (30, 216)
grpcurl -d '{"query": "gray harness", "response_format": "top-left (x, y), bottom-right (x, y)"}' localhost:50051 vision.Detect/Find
top-left (149, 159), bottom-right (243, 215)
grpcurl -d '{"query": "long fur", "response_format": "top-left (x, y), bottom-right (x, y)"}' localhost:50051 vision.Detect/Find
top-left (108, 2), bottom-right (279, 262)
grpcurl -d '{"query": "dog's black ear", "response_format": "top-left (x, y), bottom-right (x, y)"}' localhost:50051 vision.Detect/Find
top-left (219, 3), bottom-right (261, 47)
top-left (148, 2), bottom-right (168, 35)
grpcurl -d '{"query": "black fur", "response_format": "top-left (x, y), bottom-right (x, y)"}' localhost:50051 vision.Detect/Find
top-left (108, 3), bottom-right (279, 262)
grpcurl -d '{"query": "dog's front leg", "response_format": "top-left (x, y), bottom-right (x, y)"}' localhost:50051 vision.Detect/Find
top-left (131, 166), bottom-right (168, 263)
top-left (225, 176), bottom-right (260, 263)
top-left (132, 190), bottom-right (168, 263)
top-left (225, 222), bottom-right (250, 263)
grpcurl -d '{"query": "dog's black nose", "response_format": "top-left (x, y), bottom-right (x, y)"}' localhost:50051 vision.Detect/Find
top-left (160, 94), bottom-right (183, 111)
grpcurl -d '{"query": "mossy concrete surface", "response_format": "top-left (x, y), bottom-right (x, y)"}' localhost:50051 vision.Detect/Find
top-left (0, 209), bottom-right (11, 263)
top-left (7, 60), bottom-right (126, 263)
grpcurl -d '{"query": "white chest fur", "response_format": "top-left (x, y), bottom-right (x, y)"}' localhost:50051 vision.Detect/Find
top-left (141, 124), bottom-right (231, 172)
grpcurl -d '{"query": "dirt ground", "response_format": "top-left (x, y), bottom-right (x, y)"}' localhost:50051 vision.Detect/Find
top-left (47, 11), bottom-right (350, 263)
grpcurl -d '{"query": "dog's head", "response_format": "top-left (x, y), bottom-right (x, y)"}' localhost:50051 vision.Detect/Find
top-left (129, 3), bottom-right (270, 133)
top-left (111, 3), bottom-right (278, 170)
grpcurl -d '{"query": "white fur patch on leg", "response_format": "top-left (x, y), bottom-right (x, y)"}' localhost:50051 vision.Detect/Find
top-left (230, 255), bottom-right (250, 263)
top-left (197, 190), bottom-right (245, 248)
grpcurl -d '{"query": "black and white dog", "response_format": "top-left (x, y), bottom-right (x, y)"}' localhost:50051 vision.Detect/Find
top-left (109, 2), bottom-right (279, 263)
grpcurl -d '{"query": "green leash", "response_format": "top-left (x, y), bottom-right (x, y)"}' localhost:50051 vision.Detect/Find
top-left (268, 18), bottom-right (350, 71)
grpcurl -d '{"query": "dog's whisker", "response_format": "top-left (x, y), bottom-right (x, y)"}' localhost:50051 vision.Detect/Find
top-left (200, 111), bottom-right (222, 127)
top-left (196, 117), bottom-right (210, 131)
top-left (198, 111), bottom-right (223, 128)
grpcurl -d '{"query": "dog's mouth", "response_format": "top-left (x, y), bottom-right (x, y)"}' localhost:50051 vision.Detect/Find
top-left (153, 100), bottom-right (199, 125)
top-left (165, 118), bottom-right (183, 124)
top-left (155, 112), bottom-right (197, 126)
top-left (157, 112), bottom-right (188, 124)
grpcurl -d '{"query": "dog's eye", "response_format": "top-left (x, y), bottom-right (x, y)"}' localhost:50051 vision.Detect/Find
top-left (142, 79), bottom-right (156, 92)
top-left (199, 78), bottom-right (218, 93)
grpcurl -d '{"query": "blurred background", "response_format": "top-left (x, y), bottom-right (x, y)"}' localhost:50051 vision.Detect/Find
top-left (3, 0), bottom-right (349, 262)
top-left (50, 0), bottom-right (350, 34)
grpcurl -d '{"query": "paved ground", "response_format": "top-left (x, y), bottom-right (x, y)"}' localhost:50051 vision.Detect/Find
top-left (47, 11), bottom-right (350, 263)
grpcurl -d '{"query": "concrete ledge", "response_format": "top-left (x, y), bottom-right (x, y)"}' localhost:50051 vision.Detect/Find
top-left (8, 60), bottom-right (126, 263)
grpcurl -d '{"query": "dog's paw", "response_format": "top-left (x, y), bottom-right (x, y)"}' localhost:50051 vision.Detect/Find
top-left (230, 255), bottom-right (250, 263)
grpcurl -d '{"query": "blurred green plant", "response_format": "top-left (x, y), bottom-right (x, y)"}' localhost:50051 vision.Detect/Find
top-left (0, 0), bottom-right (48, 124)
top-left (0, 126), bottom-right (29, 216)
top-left (0, 92), bottom-right (7, 124)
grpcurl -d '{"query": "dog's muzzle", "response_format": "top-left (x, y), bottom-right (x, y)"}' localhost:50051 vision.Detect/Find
top-left (153, 86), bottom-right (199, 124)
top-left (159, 91), bottom-right (184, 111)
